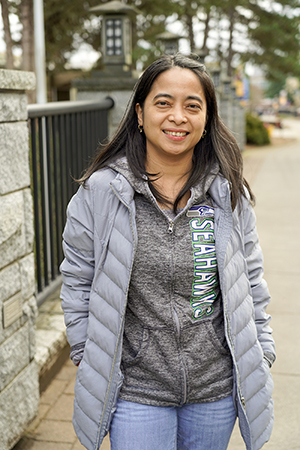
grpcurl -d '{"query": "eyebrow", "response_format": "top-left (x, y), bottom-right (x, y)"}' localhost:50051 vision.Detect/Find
top-left (153, 93), bottom-right (204, 104)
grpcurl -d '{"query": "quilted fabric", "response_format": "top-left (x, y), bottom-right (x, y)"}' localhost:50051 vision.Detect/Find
top-left (60, 167), bottom-right (275, 450)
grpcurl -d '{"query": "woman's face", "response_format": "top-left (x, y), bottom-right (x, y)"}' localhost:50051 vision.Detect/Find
top-left (136, 67), bottom-right (207, 164)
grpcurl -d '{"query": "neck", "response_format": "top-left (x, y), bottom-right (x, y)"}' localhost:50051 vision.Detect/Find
top-left (145, 153), bottom-right (193, 208)
top-left (145, 152), bottom-right (193, 181)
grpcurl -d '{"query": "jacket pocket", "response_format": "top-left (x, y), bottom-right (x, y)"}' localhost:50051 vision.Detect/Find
top-left (121, 327), bottom-right (150, 368)
top-left (205, 320), bottom-right (231, 355)
top-left (180, 320), bottom-right (233, 395)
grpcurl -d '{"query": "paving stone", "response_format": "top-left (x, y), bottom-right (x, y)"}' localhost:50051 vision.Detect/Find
top-left (71, 434), bottom-right (111, 450)
top-left (100, 435), bottom-right (111, 450)
top-left (56, 360), bottom-right (77, 383)
top-left (72, 440), bottom-right (86, 449)
top-left (40, 378), bottom-right (68, 406)
top-left (14, 439), bottom-right (73, 450)
top-left (33, 419), bottom-right (76, 443)
top-left (46, 394), bottom-right (74, 421)
top-left (64, 376), bottom-right (76, 395)
top-left (26, 403), bottom-right (51, 435)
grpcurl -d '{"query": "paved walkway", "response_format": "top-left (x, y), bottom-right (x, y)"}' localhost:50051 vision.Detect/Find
top-left (14, 119), bottom-right (300, 450)
top-left (229, 118), bottom-right (300, 449)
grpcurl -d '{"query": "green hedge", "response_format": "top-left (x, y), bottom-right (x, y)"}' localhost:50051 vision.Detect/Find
top-left (246, 112), bottom-right (270, 146)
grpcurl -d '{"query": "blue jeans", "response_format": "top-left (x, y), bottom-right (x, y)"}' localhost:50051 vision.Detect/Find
top-left (110, 396), bottom-right (237, 450)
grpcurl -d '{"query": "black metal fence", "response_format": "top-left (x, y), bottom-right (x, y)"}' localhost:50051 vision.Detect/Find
top-left (28, 98), bottom-right (114, 305)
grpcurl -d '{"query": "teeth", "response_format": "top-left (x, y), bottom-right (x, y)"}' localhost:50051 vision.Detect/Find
top-left (165, 131), bottom-right (187, 137)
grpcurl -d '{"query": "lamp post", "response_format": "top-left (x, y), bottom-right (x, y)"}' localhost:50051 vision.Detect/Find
top-left (33, 0), bottom-right (47, 103)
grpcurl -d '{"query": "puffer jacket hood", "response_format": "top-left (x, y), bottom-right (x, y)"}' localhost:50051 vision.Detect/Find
top-left (108, 156), bottom-right (220, 205)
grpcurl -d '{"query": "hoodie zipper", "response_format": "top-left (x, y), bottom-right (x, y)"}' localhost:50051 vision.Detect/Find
top-left (168, 220), bottom-right (174, 233)
top-left (173, 306), bottom-right (187, 404)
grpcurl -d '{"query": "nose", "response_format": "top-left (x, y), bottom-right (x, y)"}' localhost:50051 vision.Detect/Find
top-left (168, 106), bottom-right (187, 124)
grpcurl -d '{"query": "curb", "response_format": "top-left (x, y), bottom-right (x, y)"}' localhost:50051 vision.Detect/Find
top-left (34, 286), bottom-right (69, 392)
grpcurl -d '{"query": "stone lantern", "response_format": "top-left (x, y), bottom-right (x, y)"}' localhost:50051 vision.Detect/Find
top-left (222, 76), bottom-right (233, 98)
top-left (72, 0), bottom-right (141, 137)
top-left (156, 31), bottom-right (181, 55)
top-left (90, 0), bottom-right (140, 76)
top-left (209, 64), bottom-right (221, 89)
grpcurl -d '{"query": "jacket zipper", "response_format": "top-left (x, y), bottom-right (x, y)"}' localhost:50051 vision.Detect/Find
top-left (223, 303), bottom-right (246, 409)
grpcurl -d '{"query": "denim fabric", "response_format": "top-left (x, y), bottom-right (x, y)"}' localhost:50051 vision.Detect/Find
top-left (109, 396), bottom-right (237, 450)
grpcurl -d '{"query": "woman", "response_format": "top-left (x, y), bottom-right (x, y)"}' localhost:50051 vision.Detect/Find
top-left (60, 54), bottom-right (275, 450)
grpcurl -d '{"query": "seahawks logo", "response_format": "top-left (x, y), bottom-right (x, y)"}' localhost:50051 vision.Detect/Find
top-left (186, 205), bottom-right (214, 218)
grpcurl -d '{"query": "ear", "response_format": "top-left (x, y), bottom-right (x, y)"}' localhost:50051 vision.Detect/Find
top-left (135, 103), bottom-right (143, 126)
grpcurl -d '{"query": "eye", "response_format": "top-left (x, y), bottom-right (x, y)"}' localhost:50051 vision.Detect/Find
top-left (155, 100), bottom-right (170, 107)
top-left (187, 103), bottom-right (201, 111)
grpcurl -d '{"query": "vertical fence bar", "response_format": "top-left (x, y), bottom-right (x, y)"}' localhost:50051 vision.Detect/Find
top-left (76, 112), bottom-right (83, 178)
top-left (65, 114), bottom-right (72, 200)
top-left (70, 113), bottom-right (77, 193)
top-left (84, 112), bottom-right (89, 165)
top-left (58, 114), bottom-right (68, 221)
top-left (45, 116), bottom-right (56, 280)
top-left (52, 115), bottom-right (63, 268)
top-left (38, 117), bottom-right (48, 287)
top-left (30, 118), bottom-right (43, 292)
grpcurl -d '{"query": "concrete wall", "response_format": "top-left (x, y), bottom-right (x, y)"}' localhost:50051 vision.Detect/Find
top-left (0, 69), bottom-right (39, 450)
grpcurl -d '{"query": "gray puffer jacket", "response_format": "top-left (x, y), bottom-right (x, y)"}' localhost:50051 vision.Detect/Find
top-left (60, 165), bottom-right (275, 450)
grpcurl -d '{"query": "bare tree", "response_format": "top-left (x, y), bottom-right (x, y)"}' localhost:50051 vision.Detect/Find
top-left (201, 8), bottom-right (211, 55)
top-left (0, 0), bottom-right (14, 68)
top-left (20, 0), bottom-right (34, 72)
top-left (226, 6), bottom-right (235, 77)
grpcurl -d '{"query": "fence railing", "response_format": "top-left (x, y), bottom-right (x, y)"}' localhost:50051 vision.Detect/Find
top-left (28, 98), bottom-right (114, 305)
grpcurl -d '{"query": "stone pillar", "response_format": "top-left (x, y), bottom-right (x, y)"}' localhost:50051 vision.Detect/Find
top-left (0, 69), bottom-right (39, 450)
top-left (73, 75), bottom-right (138, 138)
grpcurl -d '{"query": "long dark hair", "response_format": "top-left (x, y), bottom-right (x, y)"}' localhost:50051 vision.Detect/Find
top-left (79, 53), bottom-right (254, 210)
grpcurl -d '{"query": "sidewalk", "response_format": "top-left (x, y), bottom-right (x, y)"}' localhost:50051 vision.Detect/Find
top-left (229, 118), bottom-right (300, 449)
top-left (14, 119), bottom-right (300, 450)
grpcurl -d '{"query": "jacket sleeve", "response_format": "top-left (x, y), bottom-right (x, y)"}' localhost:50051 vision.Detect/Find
top-left (242, 199), bottom-right (276, 361)
top-left (60, 184), bottom-right (95, 348)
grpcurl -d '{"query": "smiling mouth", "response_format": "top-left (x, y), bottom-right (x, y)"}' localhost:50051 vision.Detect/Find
top-left (163, 130), bottom-right (188, 137)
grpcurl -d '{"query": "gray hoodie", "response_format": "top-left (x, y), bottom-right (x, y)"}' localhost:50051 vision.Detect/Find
top-left (109, 158), bottom-right (233, 406)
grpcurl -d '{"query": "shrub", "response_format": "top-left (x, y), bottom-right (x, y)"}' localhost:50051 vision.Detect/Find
top-left (246, 112), bottom-right (270, 146)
